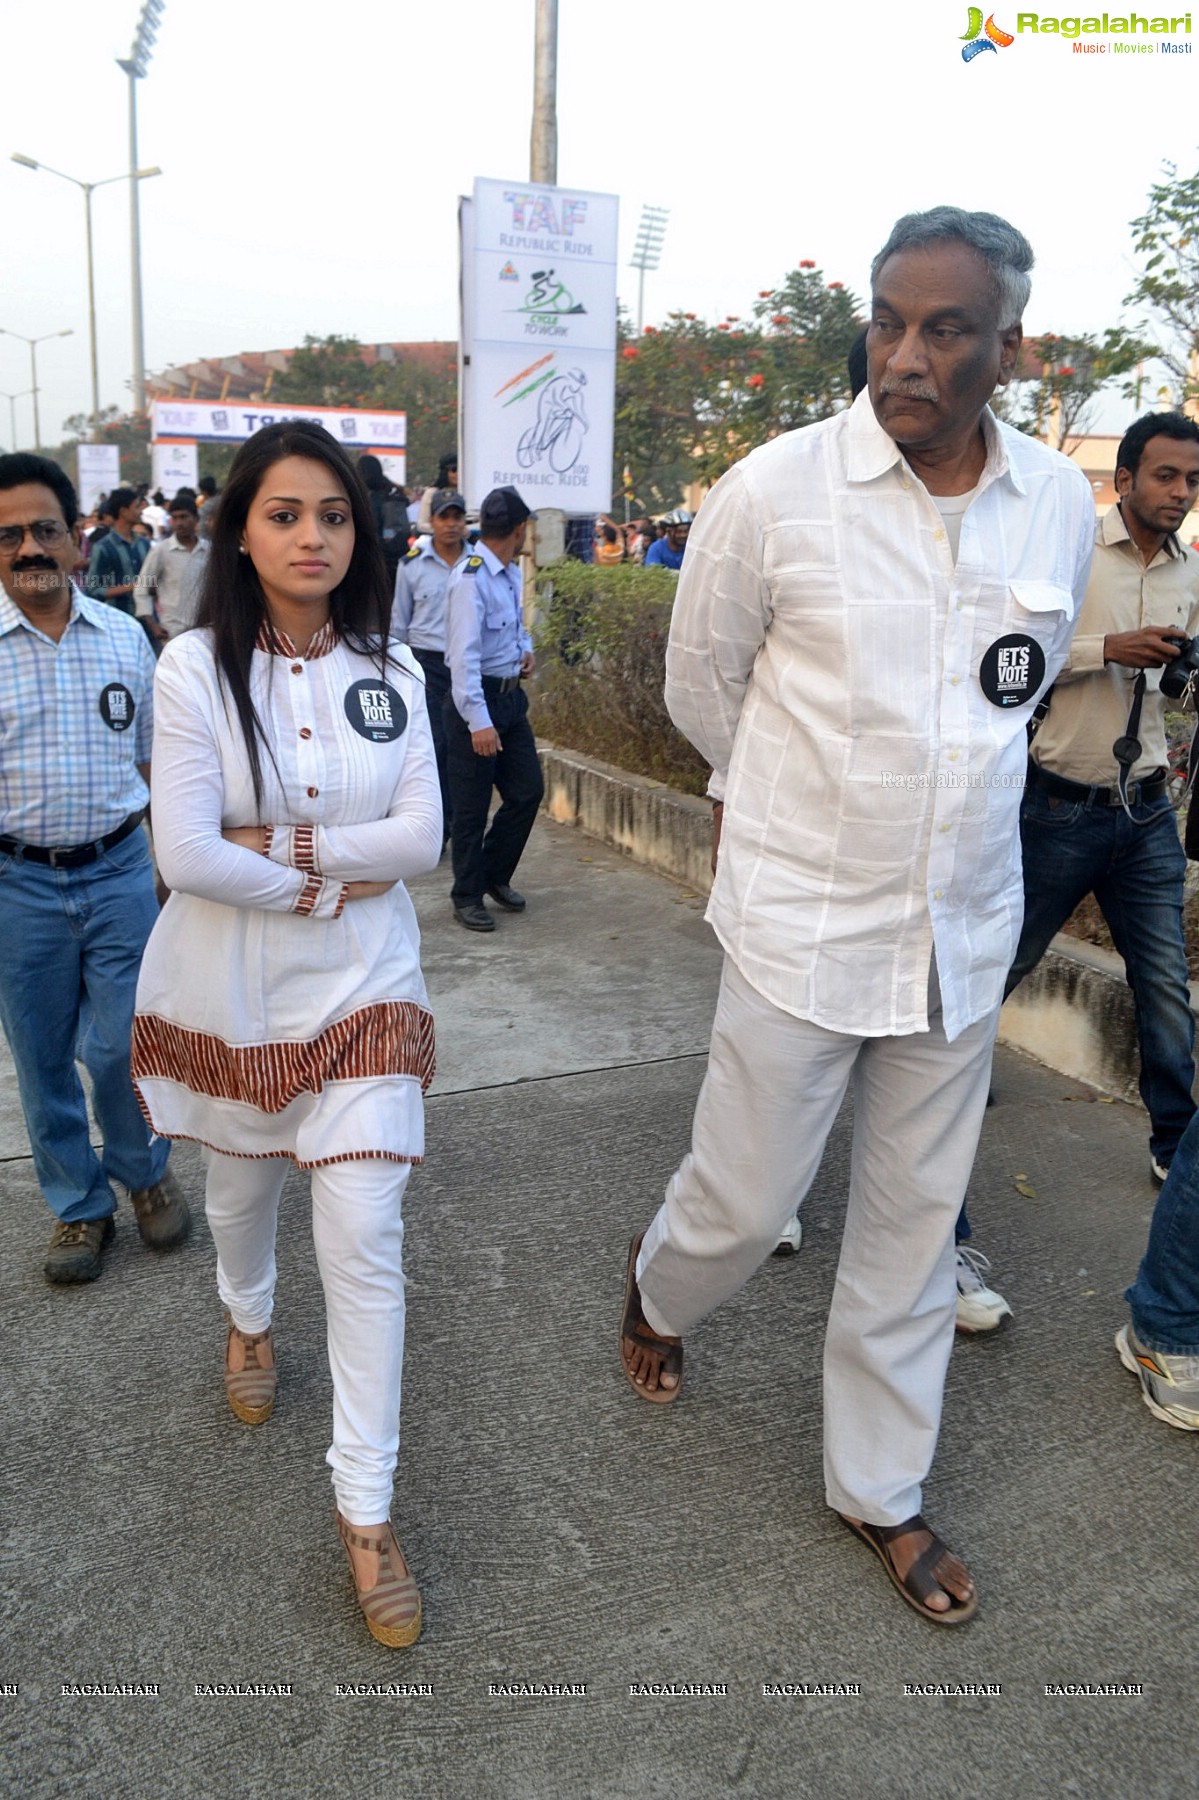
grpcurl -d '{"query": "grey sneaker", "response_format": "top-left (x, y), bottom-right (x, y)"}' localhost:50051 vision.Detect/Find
top-left (772, 1213), bottom-right (803, 1257)
top-left (954, 1246), bottom-right (1012, 1333)
top-left (129, 1171), bottom-right (191, 1250)
top-left (1115, 1323), bottom-right (1199, 1430)
top-left (45, 1215), bottom-right (115, 1284)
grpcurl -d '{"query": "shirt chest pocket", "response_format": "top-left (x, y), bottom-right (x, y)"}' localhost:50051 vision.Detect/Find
top-left (483, 588), bottom-right (512, 630)
top-left (1008, 580), bottom-right (1075, 626)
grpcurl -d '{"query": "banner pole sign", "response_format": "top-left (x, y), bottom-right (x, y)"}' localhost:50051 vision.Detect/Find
top-left (76, 443), bottom-right (121, 514)
top-left (150, 440), bottom-right (199, 495)
top-left (150, 399), bottom-right (406, 477)
top-left (460, 177), bottom-right (618, 516)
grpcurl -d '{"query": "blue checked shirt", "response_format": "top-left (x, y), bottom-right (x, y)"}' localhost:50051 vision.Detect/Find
top-left (0, 584), bottom-right (155, 846)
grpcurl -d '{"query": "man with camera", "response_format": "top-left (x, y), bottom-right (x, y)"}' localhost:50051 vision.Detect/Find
top-left (1006, 412), bottom-right (1199, 1191)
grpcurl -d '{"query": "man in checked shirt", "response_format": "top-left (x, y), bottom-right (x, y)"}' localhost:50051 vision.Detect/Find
top-left (618, 208), bottom-right (1096, 1626)
top-left (0, 454), bottom-right (189, 1282)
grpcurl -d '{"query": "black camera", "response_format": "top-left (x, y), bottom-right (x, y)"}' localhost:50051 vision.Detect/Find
top-left (1159, 633), bottom-right (1199, 700)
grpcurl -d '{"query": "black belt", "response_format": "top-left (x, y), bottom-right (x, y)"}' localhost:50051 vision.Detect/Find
top-left (411, 647), bottom-right (446, 665)
top-left (1029, 763), bottom-right (1168, 809)
top-left (482, 674), bottom-right (521, 694)
top-left (0, 809), bottom-right (145, 869)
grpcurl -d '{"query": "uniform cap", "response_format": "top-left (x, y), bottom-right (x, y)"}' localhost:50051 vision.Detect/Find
top-left (479, 485), bottom-right (533, 535)
top-left (430, 489), bottom-right (467, 517)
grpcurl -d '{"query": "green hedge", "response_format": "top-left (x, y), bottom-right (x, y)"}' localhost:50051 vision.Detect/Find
top-left (529, 561), bottom-right (710, 796)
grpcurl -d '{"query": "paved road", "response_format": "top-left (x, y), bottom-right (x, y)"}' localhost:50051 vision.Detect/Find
top-left (1, 816), bottom-right (1194, 1800)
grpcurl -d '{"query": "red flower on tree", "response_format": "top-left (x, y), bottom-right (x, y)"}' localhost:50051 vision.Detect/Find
top-left (828, 281), bottom-right (844, 290)
top-left (771, 314), bottom-right (789, 326)
top-left (622, 346), bottom-right (640, 359)
top-left (747, 373), bottom-right (765, 389)
top-left (799, 259), bottom-right (816, 269)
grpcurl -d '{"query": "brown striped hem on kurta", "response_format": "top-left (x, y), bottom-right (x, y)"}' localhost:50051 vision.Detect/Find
top-left (131, 1000), bottom-right (436, 1110)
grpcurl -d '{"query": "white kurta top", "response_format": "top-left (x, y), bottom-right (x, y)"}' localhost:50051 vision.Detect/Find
top-left (132, 621), bottom-right (443, 1165)
top-left (665, 395), bottom-right (1096, 1043)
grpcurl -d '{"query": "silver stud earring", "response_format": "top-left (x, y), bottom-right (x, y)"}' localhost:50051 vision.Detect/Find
top-left (238, 543), bottom-right (248, 555)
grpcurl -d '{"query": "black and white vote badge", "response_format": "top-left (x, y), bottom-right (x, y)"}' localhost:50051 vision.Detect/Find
top-left (344, 679), bottom-right (408, 743)
top-left (978, 634), bottom-right (1045, 710)
top-left (98, 683), bottom-right (136, 731)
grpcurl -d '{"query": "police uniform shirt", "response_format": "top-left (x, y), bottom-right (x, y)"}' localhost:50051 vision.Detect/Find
top-left (0, 583), bottom-right (155, 846)
top-left (1031, 504), bottom-right (1199, 787)
top-left (445, 544), bottom-right (533, 733)
top-left (391, 540), bottom-right (466, 652)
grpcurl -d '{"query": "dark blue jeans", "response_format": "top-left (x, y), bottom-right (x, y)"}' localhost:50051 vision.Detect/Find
top-left (444, 683), bottom-right (544, 906)
top-left (1127, 1104), bottom-right (1199, 1352)
top-left (957, 780), bottom-right (1195, 1242)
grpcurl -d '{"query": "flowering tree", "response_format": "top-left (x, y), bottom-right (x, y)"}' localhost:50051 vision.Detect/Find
top-left (614, 261), bottom-right (863, 512)
top-left (997, 328), bottom-right (1152, 450)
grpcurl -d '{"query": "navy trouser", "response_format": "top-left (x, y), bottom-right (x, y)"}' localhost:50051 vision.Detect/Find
top-left (444, 683), bottom-right (544, 906)
top-left (958, 778), bottom-right (1196, 1242)
top-left (411, 648), bottom-right (453, 839)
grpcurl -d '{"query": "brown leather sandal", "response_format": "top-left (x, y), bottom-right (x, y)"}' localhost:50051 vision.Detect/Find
top-left (620, 1232), bottom-right (683, 1404)
top-left (838, 1512), bottom-right (979, 1626)
top-left (223, 1314), bottom-right (276, 1425)
top-left (335, 1512), bottom-right (422, 1647)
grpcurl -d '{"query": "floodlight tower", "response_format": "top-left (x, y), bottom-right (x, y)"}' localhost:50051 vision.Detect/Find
top-left (118, 0), bottom-right (165, 416)
top-left (630, 206), bottom-right (670, 334)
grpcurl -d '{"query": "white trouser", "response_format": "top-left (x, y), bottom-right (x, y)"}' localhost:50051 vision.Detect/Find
top-left (637, 957), bottom-right (998, 1527)
top-left (205, 1150), bottom-right (410, 1526)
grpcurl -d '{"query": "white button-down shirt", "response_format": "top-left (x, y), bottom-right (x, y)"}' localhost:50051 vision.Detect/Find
top-left (134, 534), bottom-right (209, 637)
top-left (665, 393), bottom-right (1095, 1042)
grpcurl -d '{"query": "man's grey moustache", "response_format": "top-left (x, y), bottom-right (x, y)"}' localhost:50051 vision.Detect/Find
top-left (879, 381), bottom-right (939, 402)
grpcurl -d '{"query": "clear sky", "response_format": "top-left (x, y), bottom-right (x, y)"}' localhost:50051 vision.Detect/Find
top-left (3, 0), bottom-right (1197, 462)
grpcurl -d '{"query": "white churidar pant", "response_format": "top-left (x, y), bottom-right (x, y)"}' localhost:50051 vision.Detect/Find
top-left (205, 1150), bottom-right (410, 1526)
top-left (636, 957), bottom-right (998, 1527)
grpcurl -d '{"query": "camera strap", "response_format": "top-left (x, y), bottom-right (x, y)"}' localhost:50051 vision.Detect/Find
top-left (1112, 671), bottom-right (1148, 819)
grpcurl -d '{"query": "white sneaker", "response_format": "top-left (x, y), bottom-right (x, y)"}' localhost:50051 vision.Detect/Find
top-left (1150, 1154), bottom-right (1171, 1186)
top-left (954, 1245), bottom-right (1012, 1333)
top-left (772, 1213), bottom-right (803, 1257)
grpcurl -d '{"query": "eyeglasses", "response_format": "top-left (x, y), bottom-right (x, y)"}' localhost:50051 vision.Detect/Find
top-left (0, 519), bottom-right (71, 554)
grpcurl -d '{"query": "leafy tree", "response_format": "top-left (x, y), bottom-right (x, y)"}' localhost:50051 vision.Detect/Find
top-left (270, 335), bottom-right (458, 487)
top-left (44, 408), bottom-right (152, 489)
top-left (1126, 160), bottom-right (1199, 398)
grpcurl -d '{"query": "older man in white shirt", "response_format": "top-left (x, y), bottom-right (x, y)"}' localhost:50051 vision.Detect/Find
top-left (619, 207), bottom-right (1096, 1625)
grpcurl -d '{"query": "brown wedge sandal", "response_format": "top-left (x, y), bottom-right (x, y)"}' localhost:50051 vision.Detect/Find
top-left (223, 1314), bottom-right (276, 1425)
top-left (335, 1512), bottom-right (422, 1647)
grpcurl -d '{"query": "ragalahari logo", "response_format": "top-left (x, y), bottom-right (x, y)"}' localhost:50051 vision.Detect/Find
top-left (961, 7), bottom-right (1015, 57)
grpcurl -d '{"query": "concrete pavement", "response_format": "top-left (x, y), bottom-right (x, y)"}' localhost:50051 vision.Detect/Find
top-left (1, 815), bottom-right (1195, 1800)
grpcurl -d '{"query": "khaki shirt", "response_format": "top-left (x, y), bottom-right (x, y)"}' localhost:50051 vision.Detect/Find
top-left (1031, 505), bottom-right (1199, 786)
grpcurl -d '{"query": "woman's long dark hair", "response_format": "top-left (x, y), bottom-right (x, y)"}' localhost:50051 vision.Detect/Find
top-left (194, 421), bottom-right (395, 810)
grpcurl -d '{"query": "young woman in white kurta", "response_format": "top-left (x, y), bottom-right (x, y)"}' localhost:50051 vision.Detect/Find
top-left (132, 423), bottom-right (441, 1647)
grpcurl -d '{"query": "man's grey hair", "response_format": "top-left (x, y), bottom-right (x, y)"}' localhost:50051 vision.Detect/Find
top-left (870, 207), bottom-right (1034, 330)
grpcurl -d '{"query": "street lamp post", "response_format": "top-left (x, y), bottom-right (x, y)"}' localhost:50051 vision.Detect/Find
top-left (0, 388), bottom-right (35, 453)
top-left (630, 205), bottom-right (670, 335)
top-left (0, 330), bottom-right (74, 453)
top-left (11, 153), bottom-right (161, 442)
top-left (117, 1), bottom-right (165, 418)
